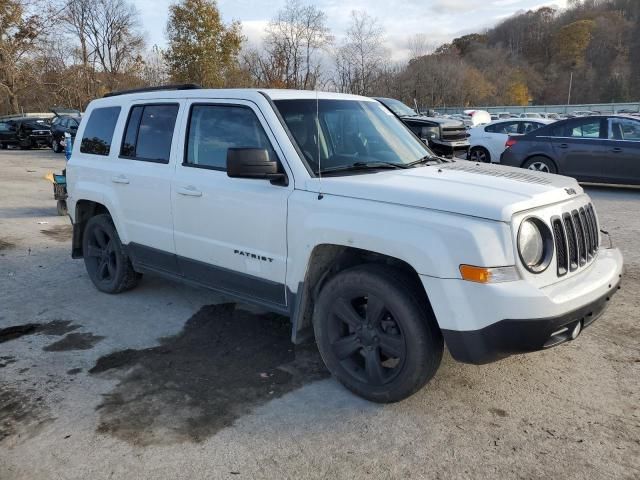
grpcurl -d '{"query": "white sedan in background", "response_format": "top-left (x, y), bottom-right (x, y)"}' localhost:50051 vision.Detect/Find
top-left (467, 118), bottom-right (555, 163)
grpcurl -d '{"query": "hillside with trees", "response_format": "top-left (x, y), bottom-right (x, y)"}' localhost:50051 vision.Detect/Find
top-left (1, 0), bottom-right (639, 114)
top-left (385, 0), bottom-right (640, 108)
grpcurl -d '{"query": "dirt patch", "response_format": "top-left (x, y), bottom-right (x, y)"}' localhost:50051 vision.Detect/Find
top-left (90, 303), bottom-right (329, 445)
top-left (0, 384), bottom-right (52, 443)
top-left (39, 224), bottom-right (72, 242)
top-left (43, 333), bottom-right (104, 352)
top-left (0, 320), bottom-right (80, 344)
top-left (0, 239), bottom-right (15, 250)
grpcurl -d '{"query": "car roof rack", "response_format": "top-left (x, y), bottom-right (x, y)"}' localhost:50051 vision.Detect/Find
top-left (103, 84), bottom-right (202, 98)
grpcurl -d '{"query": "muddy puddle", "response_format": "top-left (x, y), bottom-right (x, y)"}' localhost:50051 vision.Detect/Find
top-left (90, 303), bottom-right (329, 445)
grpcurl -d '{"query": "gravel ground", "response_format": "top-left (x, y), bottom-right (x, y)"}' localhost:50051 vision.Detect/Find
top-left (0, 149), bottom-right (638, 480)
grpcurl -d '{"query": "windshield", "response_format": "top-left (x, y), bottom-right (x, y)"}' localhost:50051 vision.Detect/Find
top-left (274, 99), bottom-right (432, 175)
top-left (377, 98), bottom-right (417, 117)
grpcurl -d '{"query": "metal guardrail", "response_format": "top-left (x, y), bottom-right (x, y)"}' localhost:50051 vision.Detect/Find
top-left (434, 102), bottom-right (640, 115)
top-left (0, 113), bottom-right (55, 120)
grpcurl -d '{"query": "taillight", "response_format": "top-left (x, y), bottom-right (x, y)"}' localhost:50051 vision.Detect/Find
top-left (505, 137), bottom-right (518, 149)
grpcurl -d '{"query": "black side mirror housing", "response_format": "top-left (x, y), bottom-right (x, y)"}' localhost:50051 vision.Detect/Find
top-left (227, 148), bottom-right (288, 185)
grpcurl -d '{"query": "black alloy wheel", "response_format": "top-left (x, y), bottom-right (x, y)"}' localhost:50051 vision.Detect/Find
top-left (314, 264), bottom-right (443, 403)
top-left (328, 293), bottom-right (406, 386)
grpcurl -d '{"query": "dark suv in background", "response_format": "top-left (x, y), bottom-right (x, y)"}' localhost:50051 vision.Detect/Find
top-left (0, 117), bottom-right (51, 149)
top-left (374, 97), bottom-right (470, 158)
top-left (50, 109), bottom-right (81, 153)
top-left (501, 115), bottom-right (640, 185)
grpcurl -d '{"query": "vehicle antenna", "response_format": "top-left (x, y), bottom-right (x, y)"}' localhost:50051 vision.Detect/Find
top-left (316, 88), bottom-right (323, 200)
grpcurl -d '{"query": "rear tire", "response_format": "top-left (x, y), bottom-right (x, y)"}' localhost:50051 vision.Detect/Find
top-left (469, 146), bottom-right (491, 163)
top-left (523, 156), bottom-right (557, 174)
top-left (313, 264), bottom-right (443, 403)
top-left (82, 214), bottom-right (140, 294)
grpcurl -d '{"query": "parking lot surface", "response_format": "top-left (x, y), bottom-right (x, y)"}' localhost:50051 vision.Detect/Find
top-left (1, 149), bottom-right (639, 479)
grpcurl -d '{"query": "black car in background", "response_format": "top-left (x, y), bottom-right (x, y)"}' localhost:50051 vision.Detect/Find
top-left (0, 117), bottom-right (51, 149)
top-left (374, 97), bottom-right (470, 158)
top-left (501, 115), bottom-right (640, 185)
top-left (50, 109), bottom-right (81, 153)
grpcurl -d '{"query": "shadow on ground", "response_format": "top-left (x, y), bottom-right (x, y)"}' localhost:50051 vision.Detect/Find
top-left (90, 303), bottom-right (329, 446)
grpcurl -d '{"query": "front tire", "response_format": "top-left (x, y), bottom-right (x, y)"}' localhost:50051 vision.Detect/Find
top-left (313, 265), bottom-right (443, 403)
top-left (52, 138), bottom-right (62, 153)
top-left (523, 156), bottom-right (557, 174)
top-left (82, 214), bottom-right (140, 293)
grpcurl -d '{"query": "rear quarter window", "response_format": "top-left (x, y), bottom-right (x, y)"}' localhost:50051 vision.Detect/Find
top-left (80, 106), bottom-right (121, 156)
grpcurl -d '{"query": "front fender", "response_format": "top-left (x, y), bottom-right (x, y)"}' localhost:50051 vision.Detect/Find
top-left (286, 190), bottom-right (515, 292)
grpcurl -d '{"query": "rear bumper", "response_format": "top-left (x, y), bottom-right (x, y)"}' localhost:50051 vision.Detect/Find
top-left (442, 279), bottom-right (621, 364)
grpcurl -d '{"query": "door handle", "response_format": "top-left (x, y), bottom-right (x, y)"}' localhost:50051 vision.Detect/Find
top-left (177, 186), bottom-right (202, 197)
top-left (558, 143), bottom-right (569, 149)
top-left (611, 147), bottom-right (623, 153)
top-left (111, 175), bottom-right (130, 184)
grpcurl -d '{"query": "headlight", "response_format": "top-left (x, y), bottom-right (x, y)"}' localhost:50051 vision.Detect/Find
top-left (421, 126), bottom-right (440, 140)
top-left (517, 217), bottom-right (553, 273)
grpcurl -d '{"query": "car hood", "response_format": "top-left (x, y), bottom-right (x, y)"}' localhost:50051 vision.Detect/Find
top-left (400, 115), bottom-right (464, 128)
top-left (305, 162), bottom-right (582, 222)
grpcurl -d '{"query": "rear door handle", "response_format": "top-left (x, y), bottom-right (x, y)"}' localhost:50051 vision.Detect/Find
top-left (177, 185), bottom-right (202, 197)
top-left (558, 143), bottom-right (569, 149)
top-left (111, 175), bottom-right (130, 184)
top-left (611, 147), bottom-right (623, 153)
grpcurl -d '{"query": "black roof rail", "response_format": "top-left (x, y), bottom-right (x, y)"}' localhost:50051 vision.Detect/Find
top-left (103, 83), bottom-right (202, 98)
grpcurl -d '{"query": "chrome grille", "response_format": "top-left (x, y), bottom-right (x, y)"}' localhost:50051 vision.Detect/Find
top-left (441, 127), bottom-right (468, 141)
top-left (554, 203), bottom-right (599, 276)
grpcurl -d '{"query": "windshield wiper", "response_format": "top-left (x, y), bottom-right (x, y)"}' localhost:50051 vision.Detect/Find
top-left (318, 161), bottom-right (410, 175)
top-left (405, 154), bottom-right (447, 167)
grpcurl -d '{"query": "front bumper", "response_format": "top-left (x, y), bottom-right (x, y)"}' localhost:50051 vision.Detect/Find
top-left (421, 247), bottom-right (623, 364)
top-left (442, 279), bottom-right (620, 364)
top-left (429, 140), bottom-right (469, 158)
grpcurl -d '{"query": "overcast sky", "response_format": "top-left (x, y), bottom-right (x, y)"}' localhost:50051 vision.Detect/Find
top-left (136, 0), bottom-right (568, 61)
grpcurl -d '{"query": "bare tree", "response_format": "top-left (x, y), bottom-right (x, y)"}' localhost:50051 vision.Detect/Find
top-left (84, 0), bottom-right (144, 78)
top-left (247, 0), bottom-right (332, 89)
top-left (334, 11), bottom-right (387, 95)
top-left (406, 33), bottom-right (434, 60)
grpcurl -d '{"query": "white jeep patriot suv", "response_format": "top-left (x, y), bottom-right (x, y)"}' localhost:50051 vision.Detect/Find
top-left (67, 85), bottom-right (624, 402)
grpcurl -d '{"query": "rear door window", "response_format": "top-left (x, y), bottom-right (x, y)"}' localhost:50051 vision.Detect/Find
top-left (568, 119), bottom-right (602, 138)
top-left (80, 107), bottom-right (121, 156)
top-left (120, 104), bottom-right (179, 163)
top-left (486, 122), bottom-right (519, 134)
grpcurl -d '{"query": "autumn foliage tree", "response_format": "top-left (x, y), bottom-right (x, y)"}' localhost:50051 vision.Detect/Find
top-left (0, 0), bottom-right (47, 113)
top-left (165, 0), bottom-right (243, 87)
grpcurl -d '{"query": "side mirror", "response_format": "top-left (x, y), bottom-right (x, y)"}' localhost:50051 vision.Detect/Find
top-left (227, 148), bottom-right (287, 185)
top-left (69, 125), bottom-right (78, 132)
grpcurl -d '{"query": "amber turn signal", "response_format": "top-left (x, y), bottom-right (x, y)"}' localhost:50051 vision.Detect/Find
top-left (459, 265), bottom-right (520, 284)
